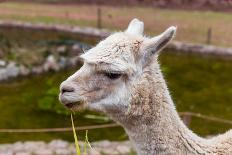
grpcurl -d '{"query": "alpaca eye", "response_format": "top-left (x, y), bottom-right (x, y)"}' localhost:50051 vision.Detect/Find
top-left (104, 72), bottom-right (122, 79)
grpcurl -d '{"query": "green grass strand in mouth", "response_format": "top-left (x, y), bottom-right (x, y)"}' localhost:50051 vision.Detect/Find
top-left (71, 113), bottom-right (81, 155)
top-left (85, 130), bottom-right (92, 149)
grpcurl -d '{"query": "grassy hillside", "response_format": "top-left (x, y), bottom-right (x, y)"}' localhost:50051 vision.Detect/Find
top-left (0, 2), bottom-right (232, 47)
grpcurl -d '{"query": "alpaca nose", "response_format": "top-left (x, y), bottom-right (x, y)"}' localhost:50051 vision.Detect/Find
top-left (61, 85), bottom-right (75, 94)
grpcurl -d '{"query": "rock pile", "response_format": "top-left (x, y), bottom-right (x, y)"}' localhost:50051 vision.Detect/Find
top-left (0, 140), bottom-right (134, 155)
top-left (0, 43), bottom-right (87, 82)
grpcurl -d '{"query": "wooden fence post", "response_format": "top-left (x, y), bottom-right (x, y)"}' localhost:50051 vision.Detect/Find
top-left (97, 7), bottom-right (102, 29)
top-left (206, 27), bottom-right (212, 45)
top-left (182, 114), bottom-right (192, 127)
top-left (65, 11), bottom-right (69, 20)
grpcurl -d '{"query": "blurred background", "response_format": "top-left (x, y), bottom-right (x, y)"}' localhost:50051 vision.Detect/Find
top-left (0, 0), bottom-right (231, 154)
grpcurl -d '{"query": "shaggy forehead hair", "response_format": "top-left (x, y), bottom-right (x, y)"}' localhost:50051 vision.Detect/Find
top-left (80, 32), bottom-right (144, 74)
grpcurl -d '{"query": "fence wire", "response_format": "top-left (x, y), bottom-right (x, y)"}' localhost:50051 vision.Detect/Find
top-left (0, 112), bottom-right (231, 133)
top-left (0, 123), bottom-right (118, 133)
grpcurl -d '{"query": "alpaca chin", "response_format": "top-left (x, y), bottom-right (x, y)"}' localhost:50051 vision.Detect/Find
top-left (65, 100), bottom-right (86, 112)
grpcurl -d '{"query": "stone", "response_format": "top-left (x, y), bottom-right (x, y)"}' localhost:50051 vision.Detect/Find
top-left (15, 151), bottom-right (31, 155)
top-left (33, 148), bottom-right (53, 155)
top-left (92, 140), bottom-right (111, 148)
top-left (48, 140), bottom-right (69, 149)
top-left (19, 65), bottom-right (30, 76)
top-left (116, 145), bottom-right (131, 154)
top-left (24, 141), bottom-right (46, 152)
top-left (57, 46), bottom-right (67, 54)
top-left (68, 144), bottom-right (78, 154)
top-left (6, 62), bottom-right (20, 78)
top-left (101, 147), bottom-right (118, 155)
top-left (54, 148), bottom-right (71, 155)
top-left (68, 56), bottom-right (80, 66)
top-left (12, 142), bottom-right (25, 152)
top-left (0, 68), bottom-right (8, 80)
top-left (71, 44), bottom-right (82, 55)
top-left (0, 140), bottom-right (133, 155)
top-left (0, 60), bottom-right (6, 67)
top-left (0, 150), bottom-right (14, 155)
top-left (88, 149), bottom-right (101, 155)
top-left (32, 66), bottom-right (44, 74)
top-left (0, 144), bottom-right (11, 152)
top-left (43, 55), bottom-right (59, 71)
top-left (58, 57), bottom-right (68, 69)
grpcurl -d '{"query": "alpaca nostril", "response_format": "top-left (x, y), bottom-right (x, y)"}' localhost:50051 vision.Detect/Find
top-left (61, 86), bottom-right (75, 94)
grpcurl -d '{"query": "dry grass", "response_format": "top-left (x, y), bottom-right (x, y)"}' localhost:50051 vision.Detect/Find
top-left (0, 2), bottom-right (231, 47)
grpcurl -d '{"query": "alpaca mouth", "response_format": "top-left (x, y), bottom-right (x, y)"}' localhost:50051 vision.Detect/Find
top-left (59, 93), bottom-right (85, 110)
top-left (64, 102), bottom-right (78, 108)
top-left (63, 100), bottom-right (86, 111)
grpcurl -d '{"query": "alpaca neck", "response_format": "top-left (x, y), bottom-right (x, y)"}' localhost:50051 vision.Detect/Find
top-left (123, 102), bottom-right (209, 155)
top-left (113, 63), bottom-right (210, 155)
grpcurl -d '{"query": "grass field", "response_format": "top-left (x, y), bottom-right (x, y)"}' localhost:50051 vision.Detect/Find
top-left (0, 2), bottom-right (232, 47)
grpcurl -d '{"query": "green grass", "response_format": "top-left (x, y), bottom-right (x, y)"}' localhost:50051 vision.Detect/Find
top-left (0, 2), bottom-right (232, 47)
top-left (160, 51), bottom-right (232, 136)
top-left (0, 69), bottom-right (126, 143)
top-left (71, 114), bottom-right (96, 155)
top-left (0, 14), bottom-right (95, 28)
top-left (71, 114), bottom-right (81, 155)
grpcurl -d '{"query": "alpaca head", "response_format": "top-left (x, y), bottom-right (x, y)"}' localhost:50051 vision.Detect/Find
top-left (59, 18), bottom-right (176, 115)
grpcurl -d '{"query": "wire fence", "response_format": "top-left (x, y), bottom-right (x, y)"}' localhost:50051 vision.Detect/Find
top-left (0, 112), bottom-right (231, 133)
top-left (179, 112), bottom-right (232, 125)
top-left (0, 123), bottom-right (118, 133)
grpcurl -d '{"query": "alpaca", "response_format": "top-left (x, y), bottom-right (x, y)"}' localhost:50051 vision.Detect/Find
top-left (59, 19), bottom-right (232, 155)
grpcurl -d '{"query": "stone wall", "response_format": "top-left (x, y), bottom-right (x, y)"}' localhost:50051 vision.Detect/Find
top-left (0, 140), bottom-right (134, 155)
top-left (0, 21), bottom-right (98, 81)
top-left (0, 42), bottom-right (88, 81)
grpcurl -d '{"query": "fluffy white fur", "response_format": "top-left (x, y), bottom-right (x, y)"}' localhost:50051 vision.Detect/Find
top-left (59, 19), bottom-right (232, 155)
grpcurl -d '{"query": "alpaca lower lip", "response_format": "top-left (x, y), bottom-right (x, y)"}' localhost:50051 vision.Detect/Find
top-left (64, 100), bottom-right (84, 109)
top-left (64, 102), bottom-right (78, 108)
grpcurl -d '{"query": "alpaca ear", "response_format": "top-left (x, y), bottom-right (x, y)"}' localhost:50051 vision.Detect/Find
top-left (125, 18), bottom-right (144, 35)
top-left (141, 26), bottom-right (176, 66)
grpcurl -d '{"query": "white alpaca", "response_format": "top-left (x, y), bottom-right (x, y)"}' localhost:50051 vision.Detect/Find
top-left (59, 19), bottom-right (232, 155)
